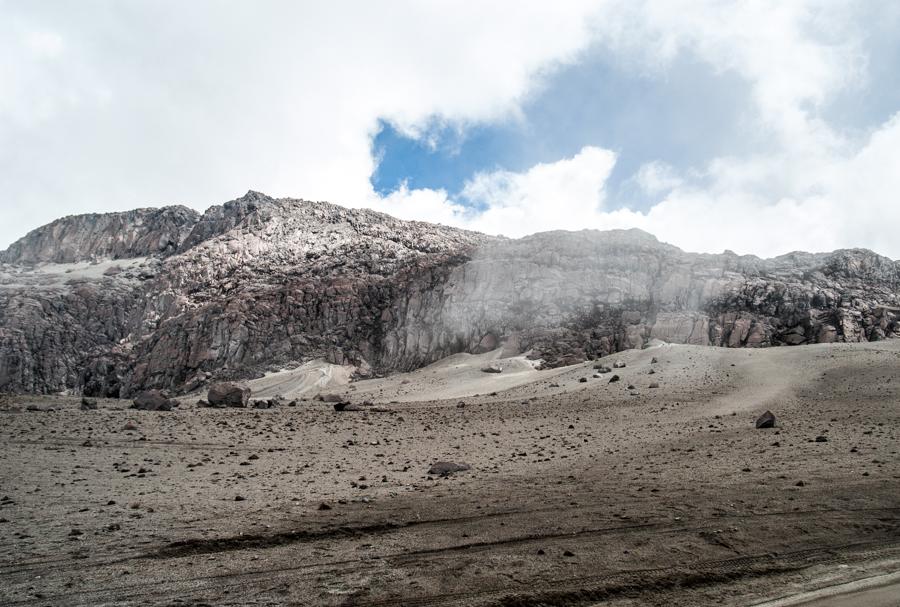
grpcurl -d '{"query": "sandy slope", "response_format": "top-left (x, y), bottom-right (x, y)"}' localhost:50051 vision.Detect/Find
top-left (0, 340), bottom-right (898, 606)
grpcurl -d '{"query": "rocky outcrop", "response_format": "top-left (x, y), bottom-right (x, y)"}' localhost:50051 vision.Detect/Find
top-left (1, 206), bottom-right (199, 264)
top-left (1, 191), bottom-right (897, 396)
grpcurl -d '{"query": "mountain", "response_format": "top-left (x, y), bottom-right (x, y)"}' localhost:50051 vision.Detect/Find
top-left (1, 191), bottom-right (898, 396)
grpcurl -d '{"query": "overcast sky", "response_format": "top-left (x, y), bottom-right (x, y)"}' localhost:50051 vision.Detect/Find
top-left (2, 1), bottom-right (900, 258)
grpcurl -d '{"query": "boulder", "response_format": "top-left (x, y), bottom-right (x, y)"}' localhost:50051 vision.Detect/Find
top-left (207, 382), bottom-right (250, 407)
top-left (755, 410), bottom-right (776, 428)
top-left (80, 397), bottom-right (98, 410)
top-left (594, 365), bottom-right (612, 373)
top-left (132, 390), bottom-right (176, 411)
top-left (613, 361), bottom-right (627, 369)
top-left (481, 363), bottom-right (503, 374)
top-left (428, 461), bottom-right (471, 476)
top-left (333, 402), bottom-right (363, 412)
top-left (318, 393), bottom-right (346, 403)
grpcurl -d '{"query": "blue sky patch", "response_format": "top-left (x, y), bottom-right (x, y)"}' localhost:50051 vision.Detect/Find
top-left (372, 49), bottom-right (757, 212)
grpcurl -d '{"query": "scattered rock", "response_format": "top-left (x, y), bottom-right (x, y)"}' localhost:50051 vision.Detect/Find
top-left (80, 397), bottom-right (98, 410)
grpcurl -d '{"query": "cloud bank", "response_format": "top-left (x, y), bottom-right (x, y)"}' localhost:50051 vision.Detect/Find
top-left (2, 1), bottom-right (899, 258)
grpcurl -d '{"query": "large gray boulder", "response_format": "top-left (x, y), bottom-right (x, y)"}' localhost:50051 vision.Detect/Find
top-left (132, 390), bottom-right (176, 411)
top-left (207, 382), bottom-right (250, 408)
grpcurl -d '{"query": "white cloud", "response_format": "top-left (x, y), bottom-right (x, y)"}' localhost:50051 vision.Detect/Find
top-left (459, 146), bottom-right (616, 237)
top-left (0, 1), bottom-right (603, 247)
top-left (633, 161), bottom-right (682, 196)
top-left (370, 1), bottom-right (900, 258)
top-left (1, 1), bottom-right (898, 260)
top-left (374, 108), bottom-right (900, 257)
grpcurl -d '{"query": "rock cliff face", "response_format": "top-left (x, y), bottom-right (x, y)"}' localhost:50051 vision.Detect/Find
top-left (1, 191), bottom-right (898, 396)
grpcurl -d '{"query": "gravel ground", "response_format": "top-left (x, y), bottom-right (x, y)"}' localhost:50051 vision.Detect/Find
top-left (1, 340), bottom-right (898, 606)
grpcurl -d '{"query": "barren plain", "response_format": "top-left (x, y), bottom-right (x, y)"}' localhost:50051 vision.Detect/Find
top-left (1, 340), bottom-right (899, 606)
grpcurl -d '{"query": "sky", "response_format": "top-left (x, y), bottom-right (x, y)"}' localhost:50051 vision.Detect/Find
top-left (2, 1), bottom-right (900, 258)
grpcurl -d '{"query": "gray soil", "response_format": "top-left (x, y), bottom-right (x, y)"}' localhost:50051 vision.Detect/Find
top-left (1, 341), bottom-right (899, 606)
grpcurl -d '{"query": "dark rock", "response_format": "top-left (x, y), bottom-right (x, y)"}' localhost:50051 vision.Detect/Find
top-left (578, 377), bottom-right (588, 383)
top-left (649, 382), bottom-right (659, 388)
top-left (815, 435), bottom-right (828, 442)
top-left (755, 410), bottom-right (776, 428)
top-left (207, 382), bottom-right (250, 408)
top-left (132, 390), bottom-right (175, 411)
top-left (333, 402), bottom-right (363, 412)
top-left (613, 361), bottom-right (627, 369)
top-left (609, 375), bottom-right (620, 383)
top-left (80, 397), bottom-right (98, 410)
top-left (317, 502), bottom-right (332, 511)
top-left (427, 462), bottom-right (471, 476)
top-left (481, 363), bottom-right (503, 373)
top-left (594, 365), bottom-right (612, 373)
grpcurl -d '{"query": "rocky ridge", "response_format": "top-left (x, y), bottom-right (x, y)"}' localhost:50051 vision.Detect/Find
top-left (1, 191), bottom-right (897, 396)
